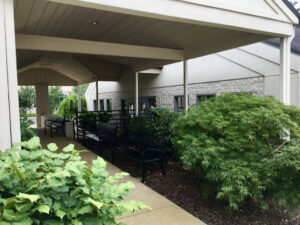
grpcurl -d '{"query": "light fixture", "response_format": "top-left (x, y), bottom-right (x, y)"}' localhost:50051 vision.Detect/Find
top-left (91, 21), bottom-right (99, 25)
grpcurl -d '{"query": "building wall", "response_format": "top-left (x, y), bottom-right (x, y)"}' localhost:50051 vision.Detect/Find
top-left (87, 76), bottom-right (265, 112)
top-left (85, 42), bottom-right (300, 112)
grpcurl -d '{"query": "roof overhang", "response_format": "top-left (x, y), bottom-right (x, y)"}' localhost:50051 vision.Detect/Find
top-left (15, 0), bottom-right (298, 85)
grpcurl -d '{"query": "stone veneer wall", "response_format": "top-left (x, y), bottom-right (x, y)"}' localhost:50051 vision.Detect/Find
top-left (89, 76), bottom-right (264, 112)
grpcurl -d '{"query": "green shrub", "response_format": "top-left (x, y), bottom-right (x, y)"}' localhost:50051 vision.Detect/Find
top-left (58, 95), bottom-right (87, 120)
top-left (20, 117), bottom-right (37, 141)
top-left (0, 137), bottom-right (149, 224)
top-left (126, 108), bottom-right (175, 143)
top-left (171, 93), bottom-right (300, 210)
top-left (78, 112), bottom-right (112, 131)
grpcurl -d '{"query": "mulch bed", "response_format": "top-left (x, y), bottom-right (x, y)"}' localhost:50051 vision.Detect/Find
top-left (85, 140), bottom-right (300, 225)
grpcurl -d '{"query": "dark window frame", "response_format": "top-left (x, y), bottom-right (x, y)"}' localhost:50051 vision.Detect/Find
top-left (99, 99), bottom-right (105, 111)
top-left (106, 99), bottom-right (112, 111)
top-left (196, 94), bottom-right (216, 104)
top-left (174, 95), bottom-right (189, 112)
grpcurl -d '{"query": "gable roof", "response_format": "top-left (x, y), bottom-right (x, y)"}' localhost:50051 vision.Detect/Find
top-left (265, 27), bottom-right (300, 55)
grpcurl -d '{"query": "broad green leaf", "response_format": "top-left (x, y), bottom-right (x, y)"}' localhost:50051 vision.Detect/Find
top-left (47, 143), bottom-right (58, 152)
top-left (56, 210), bottom-right (66, 220)
top-left (63, 144), bottom-right (74, 152)
top-left (86, 198), bottom-right (103, 209)
top-left (78, 205), bottom-right (93, 215)
top-left (38, 205), bottom-right (50, 214)
top-left (18, 193), bottom-right (40, 203)
top-left (16, 201), bottom-right (33, 213)
top-left (3, 209), bottom-right (29, 222)
top-left (12, 218), bottom-right (33, 225)
top-left (26, 137), bottom-right (41, 150)
top-left (30, 151), bottom-right (43, 160)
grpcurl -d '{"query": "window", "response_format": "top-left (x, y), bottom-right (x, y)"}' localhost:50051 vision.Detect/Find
top-left (106, 99), bottom-right (112, 111)
top-left (99, 99), bottom-right (104, 111)
top-left (121, 99), bottom-right (134, 115)
top-left (93, 100), bottom-right (97, 111)
top-left (174, 96), bottom-right (184, 112)
top-left (196, 94), bottom-right (216, 104)
top-left (139, 96), bottom-right (156, 112)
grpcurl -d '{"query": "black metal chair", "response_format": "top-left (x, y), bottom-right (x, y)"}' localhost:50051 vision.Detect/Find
top-left (112, 132), bottom-right (166, 183)
top-left (44, 116), bottom-right (66, 138)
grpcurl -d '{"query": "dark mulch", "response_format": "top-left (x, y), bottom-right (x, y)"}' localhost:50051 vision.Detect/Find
top-left (85, 140), bottom-right (300, 225)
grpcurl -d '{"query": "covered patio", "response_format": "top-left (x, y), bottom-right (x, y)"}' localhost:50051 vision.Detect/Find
top-left (0, 0), bottom-right (299, 224)
top-left (1, 0), bottom-right (295, 144)
top-left (1, 0), bottom-right (298, 150)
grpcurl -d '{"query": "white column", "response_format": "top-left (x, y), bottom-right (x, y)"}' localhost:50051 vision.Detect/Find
top-left (280, 37), bottom-right (292, 105)
top-left (95, 80), bottom-right (99, 110)
top-left (184, 60), bottom-right (189, 111)
top-left (0, 0), bottom-right (20, 150)
top-left (35, 85), bottom-right (49, 128)
top-left (77, 85), bottom-right (82, 112)
top-left (135, 72), bottom-right (139, 116)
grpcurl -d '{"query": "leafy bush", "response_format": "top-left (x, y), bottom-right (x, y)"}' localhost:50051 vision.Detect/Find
top-left (0, 137), bottom-right (149, 224)
top-left (171, 93), bottom-right (300, 210)
top-left (126, 108), bottom-right (175, 143)
top-left (58, 95), bottom-right (87, 120)
top-left (20, 117), bottom-right (37, 141)
top-left (78, 112), bottom-right (112, 131)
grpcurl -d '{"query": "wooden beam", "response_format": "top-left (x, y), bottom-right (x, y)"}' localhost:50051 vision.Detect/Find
top-left (15, 34), bottom-right (184, 61)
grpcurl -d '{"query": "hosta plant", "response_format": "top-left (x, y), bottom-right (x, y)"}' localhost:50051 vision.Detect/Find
top-left (172, 93), bottom-right (300, 210)
top-left (0, 137), bottom-right (149, 224)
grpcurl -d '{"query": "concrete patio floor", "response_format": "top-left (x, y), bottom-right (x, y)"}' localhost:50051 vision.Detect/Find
top-left (38, 128), bottom-right (206, 225)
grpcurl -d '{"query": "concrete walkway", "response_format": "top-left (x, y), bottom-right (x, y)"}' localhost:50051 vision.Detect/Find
top-left (38, 129), bottom-right (206, 225)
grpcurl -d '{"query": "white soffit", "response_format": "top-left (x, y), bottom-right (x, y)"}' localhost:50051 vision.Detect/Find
top-left (14, 0), bottom-right (297, 73)
top-left (46, 0), bottom-right (298, 36)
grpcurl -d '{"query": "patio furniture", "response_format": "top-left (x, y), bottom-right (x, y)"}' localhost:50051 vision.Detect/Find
top-left (77, 115), bottom-right (118, 153)
top-left (112, 132), bottom-right (166, 183)
top-left (87, 122), bottom-right (118, 152)
top-left (44, 116), bottom-right (66, 138)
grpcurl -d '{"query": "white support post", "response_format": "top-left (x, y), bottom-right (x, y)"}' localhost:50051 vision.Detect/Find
top-left (0, 0), bottom-right (20, 150)
top-left (35, 85), bottom-right (49, 128)
top-left (95, 80), bottom-right (99, 111)
top-left (77, 85), bottom-right (81, 112)
top-left (135, 72), bottom-right (139, 116)
top-left (184, 60), bottom-right (189, 111)
top-left (280, 37), bottom-right (292, 105)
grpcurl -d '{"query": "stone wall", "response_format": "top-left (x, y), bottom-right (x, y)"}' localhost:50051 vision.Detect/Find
top-left (88, 76), bottom-right (265, 112)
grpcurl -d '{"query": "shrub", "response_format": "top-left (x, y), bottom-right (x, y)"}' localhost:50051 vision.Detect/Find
top-left (78, 112), bottom-right (112, 131)
top-left (126, 108), bottom-right (175, 143)
top-left (171, 93), bottom-right (300, 210)
top-left (20, 117), bottom-right (37, 141)
top-left (0, 137), bottom-right (149, 224)
top-left (58, 95), bottom-right (87, 120)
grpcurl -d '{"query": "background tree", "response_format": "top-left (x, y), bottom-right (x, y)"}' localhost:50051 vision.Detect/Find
top-left (289, 0), bottom-right (300, 11)
top-left (58, 94), bottom-right (87, 119)
top-left (49, 86), bottom-right (64, 114)
top-left (72, 84), bottom-right (88, 96)
top-left (18, 86), bottom-right (35, 114)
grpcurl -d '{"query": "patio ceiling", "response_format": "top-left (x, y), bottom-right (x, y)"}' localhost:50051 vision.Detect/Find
top-left (15, 0), bottom-right (298, 86)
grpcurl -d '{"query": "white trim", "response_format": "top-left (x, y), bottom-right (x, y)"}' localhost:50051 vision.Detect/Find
top-left (77, 85), bottom-right (82, 111)
top-left (96, 81), bottom-right (99, 110)
top-left (280, 36), bottom-right (292, 105)
top-left (184, 60), bottom-right (189, 111)
top-left (0, 0), bottom-right (20, 148)
top-left (135, 72), bottom-right (139, 116)
top-left (15, 34), bottom-right (184, 61)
